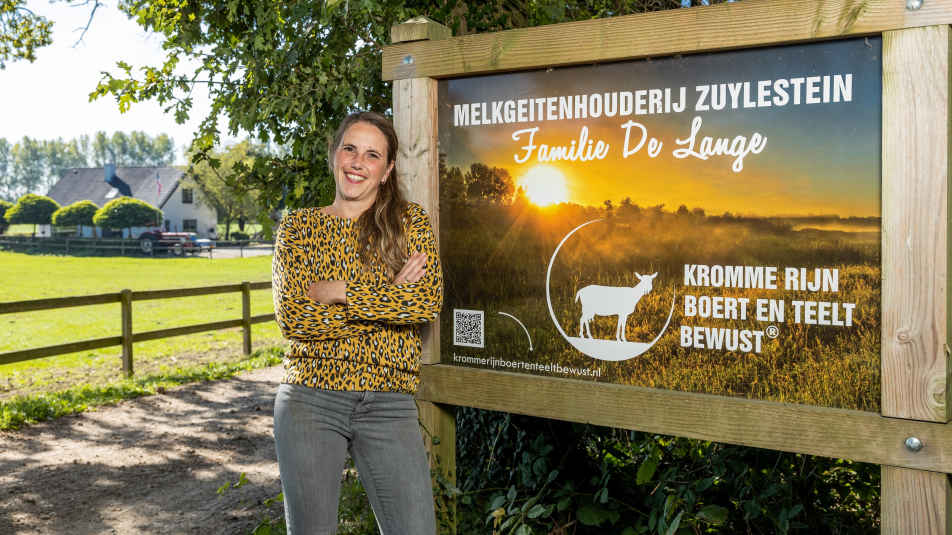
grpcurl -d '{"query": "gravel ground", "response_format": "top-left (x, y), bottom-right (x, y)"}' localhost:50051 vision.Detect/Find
top-left (0, 366), bottom-right (286, 535)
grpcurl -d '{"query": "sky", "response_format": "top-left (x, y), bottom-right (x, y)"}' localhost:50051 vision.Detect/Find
top-left (0, 1), bottom-right (231, 164)
top-left (438, 37), bottom-right (883, 218)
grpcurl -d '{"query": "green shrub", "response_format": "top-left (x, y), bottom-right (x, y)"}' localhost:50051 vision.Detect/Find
top-left (231, 231), bottom-right (251, 241)
top-left (4, 194), bottom-right (60, 234)
top-left (52, 200), bottom-right (99, 230)
top-left (93, 197), bottom-right (162, 235)
top-left (450, 409), bottom-right (879, 535)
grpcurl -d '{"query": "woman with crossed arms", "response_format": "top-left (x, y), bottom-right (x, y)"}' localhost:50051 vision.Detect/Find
top-left (271, 111), bottom-right (442, 534)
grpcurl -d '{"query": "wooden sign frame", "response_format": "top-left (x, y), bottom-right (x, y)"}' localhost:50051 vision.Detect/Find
top-left (383, 1), bottom-right (952, 531)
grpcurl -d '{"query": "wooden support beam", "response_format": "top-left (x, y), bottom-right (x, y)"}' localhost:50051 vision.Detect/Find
top-left (882, 467), bottom-right (952, 534)
top-left (881, 24), bottom-right (952, 534)
top-left (418, 364), bottom-right (952, 474)
top-left (383, 0), bottom-right (952, 81)
top-left (392, 19), bottom-right (455, 532)
top-left (391, 16), bottom-right (451, 45)
top-left (882, 24), bottom-right (951, 424)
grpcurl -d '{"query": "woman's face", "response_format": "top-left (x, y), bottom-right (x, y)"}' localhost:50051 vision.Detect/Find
top-left (333, 122), bottom-right (394, 208)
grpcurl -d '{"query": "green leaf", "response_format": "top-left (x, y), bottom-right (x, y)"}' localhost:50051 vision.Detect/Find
top-left (636, 459), bottom-right (657, 485)
top-left (252, 525), bottom-right (272, 535)
top-left (489, 495), bottom-right (506, 511)
top-left (621, 527), bottom-right (637, 535)
top-left (576, 507), bottom-right (603, 526)
top-left (787, 504), bottom-right (803, 518)
top-left (696, 504), bottom-right (728, 524)
top-left (507, 485), bottom-right (517, 500)
top-left (557, 496), bottom-right (573, 512)
top-left (665, 511), bottom-right (683, 535)
top-left (527, 504), bottom-right (546, 519)
top-left (515, 524), bottom-right (531, 535)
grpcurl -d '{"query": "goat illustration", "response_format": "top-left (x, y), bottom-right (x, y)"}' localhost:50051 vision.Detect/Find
top-left (576, 272), bottom-right (658, 342)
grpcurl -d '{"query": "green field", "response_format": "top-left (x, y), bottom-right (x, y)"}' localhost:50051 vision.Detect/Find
top-left (442, 202), bottom-right (881, 413)
top-left (0, 251), bottom-right (284, 399)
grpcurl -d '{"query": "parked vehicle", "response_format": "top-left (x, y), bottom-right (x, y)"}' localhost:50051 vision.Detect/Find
top-left (137, 230), bottom-right (215, 255)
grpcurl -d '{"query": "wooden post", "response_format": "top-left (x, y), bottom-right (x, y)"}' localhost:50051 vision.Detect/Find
top-left (120, 289), bottom-right (133, 377)
top-left (392, 16), bottom-right (456, 534)
top-left (882, 24), bottom-right (952, 534)
top-left (241, 281), bottom-right (252, 355)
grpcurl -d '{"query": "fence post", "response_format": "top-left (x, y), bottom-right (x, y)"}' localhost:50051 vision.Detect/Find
top-left (881, 25), bottom-right (952, 533)
top-left (65, 238), bottom-right (69, 255)
top-left (121, 239), bottom-right (125, 256)
top-left (120, 289), bottom-right (133, 377)
top-left (241, 281), bottom-right (252, 355)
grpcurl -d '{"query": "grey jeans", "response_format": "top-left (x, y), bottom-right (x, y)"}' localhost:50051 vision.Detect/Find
top-left (273, 383), bottom-right (437, 535)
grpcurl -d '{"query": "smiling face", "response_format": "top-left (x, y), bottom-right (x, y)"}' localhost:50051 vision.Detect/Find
top-left (332, 121), bottom-right (395, 214)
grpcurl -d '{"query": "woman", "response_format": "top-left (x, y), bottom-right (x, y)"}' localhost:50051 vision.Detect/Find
top-left (271, 111), bottom-right (442, 535)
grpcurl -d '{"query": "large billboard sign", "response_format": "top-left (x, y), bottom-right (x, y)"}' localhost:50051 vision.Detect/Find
top-left (438, 37), bottom-right (882, 412)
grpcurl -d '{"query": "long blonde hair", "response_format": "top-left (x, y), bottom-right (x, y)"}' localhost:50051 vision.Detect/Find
top-left (327, 111), bottom-right (408, 278)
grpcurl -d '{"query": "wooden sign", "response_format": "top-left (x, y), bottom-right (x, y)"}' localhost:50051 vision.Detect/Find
top-left (384, 2), bottom-right (952, 532)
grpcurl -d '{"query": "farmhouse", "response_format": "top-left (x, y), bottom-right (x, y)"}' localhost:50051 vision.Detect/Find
top-left (46, 165), bottom-right (218, 239)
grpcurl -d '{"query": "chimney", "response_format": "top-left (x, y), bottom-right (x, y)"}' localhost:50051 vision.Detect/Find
top-left (104, 163), bottom-right (116, 184)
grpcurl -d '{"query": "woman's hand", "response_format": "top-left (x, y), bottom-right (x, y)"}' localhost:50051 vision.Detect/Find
top-left (307, 280), bottom-right (347, 305)
top-left (394, 252), bottom-right (427, 285)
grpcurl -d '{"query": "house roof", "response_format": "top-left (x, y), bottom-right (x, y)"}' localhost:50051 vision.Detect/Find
top-left (47, 167), bottom-right (185, 209)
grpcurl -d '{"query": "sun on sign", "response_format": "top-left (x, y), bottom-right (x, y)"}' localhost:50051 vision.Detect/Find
top-left (519, 165), bottom-right (570, 206)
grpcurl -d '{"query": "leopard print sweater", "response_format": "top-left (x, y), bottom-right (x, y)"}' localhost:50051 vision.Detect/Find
top-left (271, 202), bottom-right (443, 394)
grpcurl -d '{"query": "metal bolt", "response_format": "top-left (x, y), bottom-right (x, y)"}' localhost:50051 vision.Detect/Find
top-left (906, 0), bottom-right (923, 10)
top-left (403, 55), bottom-right (414, 66)
top-left (905, 437), bottom-right (923, 452)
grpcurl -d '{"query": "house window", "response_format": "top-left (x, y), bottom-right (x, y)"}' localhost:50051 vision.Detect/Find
top-left (182, 188), bottom-right (193, 204)
top-left (164, 220), bottom-right (170, 231)
top-left (183, 219), bottom-right (197, 232)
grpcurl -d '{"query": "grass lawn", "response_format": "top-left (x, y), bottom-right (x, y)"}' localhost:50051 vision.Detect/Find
top-left (0, 250), bottom-right (286, 400)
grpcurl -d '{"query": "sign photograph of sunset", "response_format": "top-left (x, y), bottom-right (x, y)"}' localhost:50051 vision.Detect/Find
top-left (437, 37), bottom-right (882, 412)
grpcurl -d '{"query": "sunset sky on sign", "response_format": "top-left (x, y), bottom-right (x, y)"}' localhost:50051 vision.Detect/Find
top-left (437, 37), bottom-right (882, 218)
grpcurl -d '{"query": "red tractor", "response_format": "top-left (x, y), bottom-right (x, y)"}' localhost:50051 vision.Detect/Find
top-left (138, 229), bottom-right (215, 255)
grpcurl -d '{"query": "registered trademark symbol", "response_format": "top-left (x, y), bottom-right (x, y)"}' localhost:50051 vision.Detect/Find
top-left (765, 325), bottom-right (780, 339)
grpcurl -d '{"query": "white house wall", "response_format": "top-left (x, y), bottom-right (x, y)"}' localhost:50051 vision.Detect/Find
top-left (160, 187), bottom-right (218, 238)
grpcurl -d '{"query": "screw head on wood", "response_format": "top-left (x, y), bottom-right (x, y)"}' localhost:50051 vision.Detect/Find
top-left (905, 0), bottom-right (923, 10)
top-left (905, 437), bottom-right (923, 452)
top-left (403, 55), bottom-right (414, 66)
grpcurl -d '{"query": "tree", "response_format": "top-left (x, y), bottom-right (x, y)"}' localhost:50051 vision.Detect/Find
top-left (4, 193), bottom-right (59, 235)
top-left (52, 200), bottom-right (99, 235)
top-left (0, 131), bottom-right (176, 199)
top-left (464, 163), bottom-right (515, 206)
top-left (0, 0), bottom-right (53, 69)
top-left (0, 199), bottom-right (11, 234)
top-left (93, 197), bottom-right (162, 237)
top-left (184, 139), bottom-right (262, 240)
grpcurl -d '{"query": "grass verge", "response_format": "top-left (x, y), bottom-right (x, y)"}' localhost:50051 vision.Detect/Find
top-left (0, 345), bottom-right (284, 431)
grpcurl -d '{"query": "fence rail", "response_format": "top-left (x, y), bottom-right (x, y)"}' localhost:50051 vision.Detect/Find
top-left (0, 281), bottom-right (275, 373)
top-left (0, 235), bottom-right (275, 258)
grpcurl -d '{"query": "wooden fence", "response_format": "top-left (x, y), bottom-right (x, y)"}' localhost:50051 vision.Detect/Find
top-left (0, 235), bottom-right (275, 258)
top-left (0, 281), bottom-right (274, 376)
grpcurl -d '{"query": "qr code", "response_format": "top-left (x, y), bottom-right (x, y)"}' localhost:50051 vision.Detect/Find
top-left (453, 309), bottom-right (484, 348)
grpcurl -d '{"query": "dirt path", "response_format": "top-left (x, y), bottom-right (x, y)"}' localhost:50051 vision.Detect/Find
top-left (0, 366), bottom-right (285, 534)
